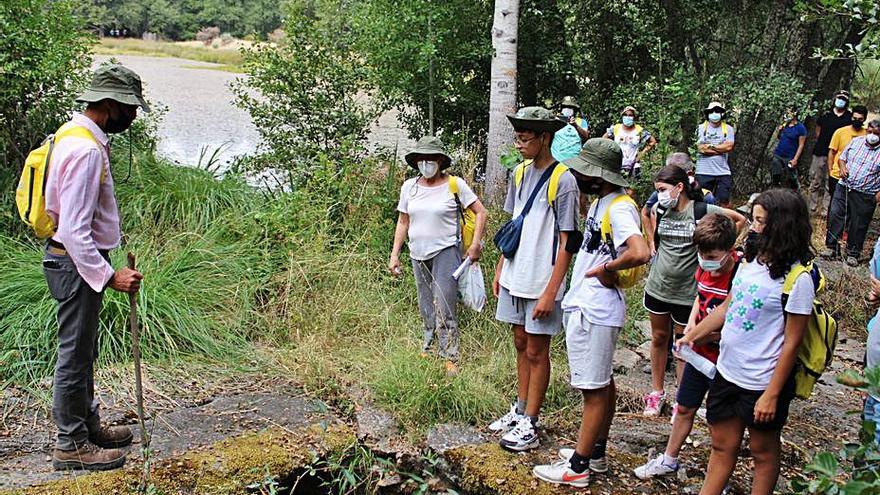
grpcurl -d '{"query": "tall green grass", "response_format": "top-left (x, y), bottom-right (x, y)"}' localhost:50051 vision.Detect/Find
top-left (95, 38), bottom-right (245, 67)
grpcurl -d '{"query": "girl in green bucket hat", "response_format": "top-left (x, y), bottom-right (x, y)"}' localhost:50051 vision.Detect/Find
top-left (390, 136), bottom-right (487, 375)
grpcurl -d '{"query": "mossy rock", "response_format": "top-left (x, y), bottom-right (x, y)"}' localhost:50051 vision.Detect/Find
top-left (444, 443), bottom-right (565, 495)
top-left (5, 424), bottom-right (355, 495)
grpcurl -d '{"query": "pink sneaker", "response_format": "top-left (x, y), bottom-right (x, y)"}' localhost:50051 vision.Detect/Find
top-left (643, 391), bottom-right (665, 417)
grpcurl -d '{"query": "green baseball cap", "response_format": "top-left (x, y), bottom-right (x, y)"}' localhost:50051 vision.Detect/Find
top-left (507, 106), bottom-right (566, 134)
top-left (404, 136), bottom-right (452, 169)
top-left (76, 64), bottom-right (150, 112)
top-left (564, 138), bottom-right (629, 188)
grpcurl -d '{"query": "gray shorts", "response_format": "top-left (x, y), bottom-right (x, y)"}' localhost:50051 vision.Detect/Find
top-left (495, 285), bottom-right (563, 336)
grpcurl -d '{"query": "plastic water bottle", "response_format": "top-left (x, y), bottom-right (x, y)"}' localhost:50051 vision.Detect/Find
top-left (677, 344), bottom-right (717, 379)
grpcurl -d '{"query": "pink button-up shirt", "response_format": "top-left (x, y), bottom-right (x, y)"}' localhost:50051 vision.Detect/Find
top-left (45, 113), bottom-right (121, 292)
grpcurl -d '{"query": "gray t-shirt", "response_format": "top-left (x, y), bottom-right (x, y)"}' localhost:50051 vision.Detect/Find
top-left (645, 201), bottom-right (723, 306)
top-left (695, 122), bottom-right (736, 177)
top-left (499, 164), bottom-right (579, 300)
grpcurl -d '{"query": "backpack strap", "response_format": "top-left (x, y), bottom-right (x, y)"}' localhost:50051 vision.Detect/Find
top-left (601, 194), bottom-right (638, 258)
top-left (701, 121), bottom-right (730, 140)
top-left (781, 262), bottom-right (824, 309)
top-left (448, 175), bottom-right (465, 222)
top-left (694, 201), bottom-right (708, 222)
top-left (652, 203), bottom-right (668, 249)
top-left (547, 164), bottom-right (569, 207)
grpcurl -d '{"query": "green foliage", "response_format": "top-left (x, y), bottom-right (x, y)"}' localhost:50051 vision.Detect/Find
top-left (855, 58), bottom-right (880, 111)
top-left (233, 1), bottom-right (374, 183)
top-left (0, 0), bottom-right (93, 174)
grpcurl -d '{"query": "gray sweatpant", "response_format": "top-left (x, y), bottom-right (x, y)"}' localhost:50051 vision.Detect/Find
top-left (43, 249), bottom-right (106, 451)
top-left (411, 245), bottom-right (461, 361)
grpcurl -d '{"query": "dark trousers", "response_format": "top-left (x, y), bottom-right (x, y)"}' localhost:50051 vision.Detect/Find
top-left (827, 177), bottom-right (839, 219)
top-left (770, 155), bottom-right (799, 190)
top-left (43, 249), bottom-right (106, 450)
top-left (825, 184), bottom-right (877, 258)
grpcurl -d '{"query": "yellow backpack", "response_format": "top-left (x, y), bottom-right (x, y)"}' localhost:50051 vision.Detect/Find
top-left (448, 176), bottom-right (477, 254)
top-left (595, 194), bottom-right (649, 288)
top-left (16, 123), bottom-right (100, 238)
top-left (782, 262), bottom-right (838, 399)
top-left (513, 160), bottom-right (570, 207)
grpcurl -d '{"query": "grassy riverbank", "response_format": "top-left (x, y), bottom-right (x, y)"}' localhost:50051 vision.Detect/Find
top-left (95, 38), bottom-right (246, 70)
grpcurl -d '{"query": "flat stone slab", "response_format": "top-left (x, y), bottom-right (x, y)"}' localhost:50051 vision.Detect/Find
top-left (427, 423), bottom-right (486, 454)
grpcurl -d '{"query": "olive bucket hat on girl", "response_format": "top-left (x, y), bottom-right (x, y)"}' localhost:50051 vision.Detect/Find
top-left (564, 138), bottom-right (629, 188)
top-left (76, 64), bottom-right (150, 112)
top-left (404, 136), bottom-right (453, 169)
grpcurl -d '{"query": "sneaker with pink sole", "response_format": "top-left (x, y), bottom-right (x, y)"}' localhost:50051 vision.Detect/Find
top-left (643, 391), bottom-right (665, 417)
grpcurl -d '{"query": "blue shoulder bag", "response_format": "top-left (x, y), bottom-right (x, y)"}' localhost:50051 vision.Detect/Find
top-left (493, 163), bottom-right (558, 259)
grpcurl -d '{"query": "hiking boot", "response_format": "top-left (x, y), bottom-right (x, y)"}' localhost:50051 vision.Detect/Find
top-left (532, 459), bottom-right (590, 488)
top-left (52, 442), bottom-right (126, 471)
top-left (643, 391), bottom-right (665, 417)
top-left (633, 453), bottom-right (679, 480)
top-left (556, 448), bottom-right (608, 473)
top-left (444, 361), bottom-right (458, 377)
top-left (820, 247), bottom-right (840, 260)
top-left (488, 404), bottom-right (522, 433)
top-left (846, 256), bottom-right (860, 267)
top-left (89, 424), bottom-right (133, 449)
top-left (500, 416), bottom-right (539, 452)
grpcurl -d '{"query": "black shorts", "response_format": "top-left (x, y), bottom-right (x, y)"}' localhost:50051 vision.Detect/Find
top-left (705, 371), bottom-right (796, 431)
top-left (676, 363), bottom-right (713, 409)
top-left (643, 292), bottom-right (691, 326)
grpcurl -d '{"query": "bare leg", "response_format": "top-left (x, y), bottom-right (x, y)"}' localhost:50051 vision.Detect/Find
top-left (649, 312), bottom-right (673, 392)
top-left (524, 334), bottom-right (552, 417)
top-left (700, 417), bottom-right (746, 495)
top-left (598, 379), bottom-right (616, 442)
top-left (513, 325), bottom-right (528, 404)
top-left (575, 385), bottom-right (612, 456)
top-left (748, 427), bottom-right (782, 495)
top-left (665, 405), bottom-right (697, 458)
top-left (673, 324), bottom-right (685, 387)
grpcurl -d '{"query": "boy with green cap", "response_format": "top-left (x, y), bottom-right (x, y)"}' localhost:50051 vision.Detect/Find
top-left (489, 107), bottom-right (579, 451)
top-left (532, 138), bottom-right (650, 486)
top-left (43, 64), bottom-right (149, 471)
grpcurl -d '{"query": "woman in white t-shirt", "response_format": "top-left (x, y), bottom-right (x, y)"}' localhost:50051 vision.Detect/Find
top-left (678, 189), bottom-right (815, 495)
top-left (389, 136), bottom-right (487, 375)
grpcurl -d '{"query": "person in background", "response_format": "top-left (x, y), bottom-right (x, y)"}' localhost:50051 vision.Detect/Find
top-left (863, 237), bottom-right (880, 446)
top-left (390, 136), bottom-right (488, 375)
top-left (826, 105), bottom-right (869, 217)
top-left (531, 139), bottom-right (651, 487)
top-left (822, 119), bottom-right (880, 266)
top-left (45, 64), bottom-right (148, 471)
top-left (769, 109), bottom-right (807, 190)
top-left (489, 107), bottom-right (579, 452)
top-left (642, 166), bottom-right (745, 417)
top-left (604, 105), bottom-right (657, 180)
top-left (635, 214), bottom-right (740, 479)
top-left (809, 91), bottom-right (852, 214)
top-left (679, 189), bottom-right (815, 495)
top-left (695, 101), bottom-right (736, 207)
top-left (552, 96), bottom-right (590, 162)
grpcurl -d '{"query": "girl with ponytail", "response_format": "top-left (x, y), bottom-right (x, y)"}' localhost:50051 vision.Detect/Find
top-left (641, 165), bottom-right (746, 417)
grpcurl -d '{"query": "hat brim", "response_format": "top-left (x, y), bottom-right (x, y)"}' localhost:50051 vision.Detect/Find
top-left (404, 151), bottom-right (452, 169)
top-left (77, 89), bottom-right (151, 112)
top-left (564, 155), bottom-right (630, 188)
top-left (704, 106), bottom-right (725, 113)
top-left (507, 116), bottom-right (567, 134)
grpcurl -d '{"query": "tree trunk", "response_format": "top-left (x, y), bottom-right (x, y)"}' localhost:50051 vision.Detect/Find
top-left (485, 0), bottom-right (519, 206)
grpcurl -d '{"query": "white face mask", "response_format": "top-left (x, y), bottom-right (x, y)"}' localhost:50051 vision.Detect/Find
top-left (708, 112), bottom-right (722, 123)
top-left (561, 108), bottom-right (575, 117)
top-left (418, 160), bottom-right (439, 178)
top-left (867, 133), bottom-right (880, 146)
top-left (657, 189), bottom-right (680, 209)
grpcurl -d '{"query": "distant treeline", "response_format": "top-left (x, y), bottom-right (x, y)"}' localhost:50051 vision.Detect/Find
top-left (78, 0), bottom-right (283, 40)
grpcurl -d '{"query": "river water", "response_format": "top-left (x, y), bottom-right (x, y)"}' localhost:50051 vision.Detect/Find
top-left (93, 55), bottom-right (413, 168)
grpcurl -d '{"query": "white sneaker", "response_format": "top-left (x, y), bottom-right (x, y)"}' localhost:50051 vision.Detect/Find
top-left (633, 454), bottom-right (679, 480)
top-left (532, 459), bottom-right (590, 488)
top-left (556, 448), bottom-right (608, 473)
top-left (643, 391), bottom-right (665, 417)
top-left (500, 416), bottom-right (539, 451)
top-left (488, 404), bottom-right (522, 433)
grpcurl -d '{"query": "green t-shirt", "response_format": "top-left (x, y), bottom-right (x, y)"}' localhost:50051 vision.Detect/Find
top-left (645, 201), bottom-right (723, 306)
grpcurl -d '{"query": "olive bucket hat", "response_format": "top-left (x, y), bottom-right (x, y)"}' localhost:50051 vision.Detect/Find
top-left (507, 106), bottom-right (567, 134)
top-left (404, 136), bottom-right (453, 169)
top-left (564, 138), bottom-right (629, 188)
top-left (76, 64), bottom-right (150, 112)
top-left (560, 96), bottom-right (580, 111)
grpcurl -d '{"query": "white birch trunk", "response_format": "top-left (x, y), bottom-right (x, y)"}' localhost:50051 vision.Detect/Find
top-left (484, 0), bottom-right (519, 206)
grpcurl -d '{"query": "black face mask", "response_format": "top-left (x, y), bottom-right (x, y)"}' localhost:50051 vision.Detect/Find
top-left (853, 119), bottom-right (865, 130)
top-left (104, 105), bottom-right (135, 134)
top-left (576, 177), bottom-right (602, 195)
top-left (743, 230), bottom-right (762, 260)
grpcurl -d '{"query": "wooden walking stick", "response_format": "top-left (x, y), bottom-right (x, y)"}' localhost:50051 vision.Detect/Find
top-left (127, 253), bottom-right (150, 476)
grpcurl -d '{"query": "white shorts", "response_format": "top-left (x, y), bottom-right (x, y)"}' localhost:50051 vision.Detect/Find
top-left (565, 311), bottom-right (620, 390)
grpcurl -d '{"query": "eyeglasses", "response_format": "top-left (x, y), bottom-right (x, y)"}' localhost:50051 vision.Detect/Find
top-left (514, 135), bottom-right (540, 146)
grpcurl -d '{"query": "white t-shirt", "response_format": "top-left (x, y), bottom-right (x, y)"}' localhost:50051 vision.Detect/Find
top-left (562, 190), bottom-right (642, 327)
top-left (397, 176), bottom-right (477, 261)
top-left (606, 126), bottom-right (651, 170)
top-left (716, 260), bottom-right (815, 391)
top-left (499, 165), bottom-right (579, 300)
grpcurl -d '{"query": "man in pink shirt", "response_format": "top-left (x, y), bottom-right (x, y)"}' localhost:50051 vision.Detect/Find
top-left (44, 64), bottom-right (147, 471)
